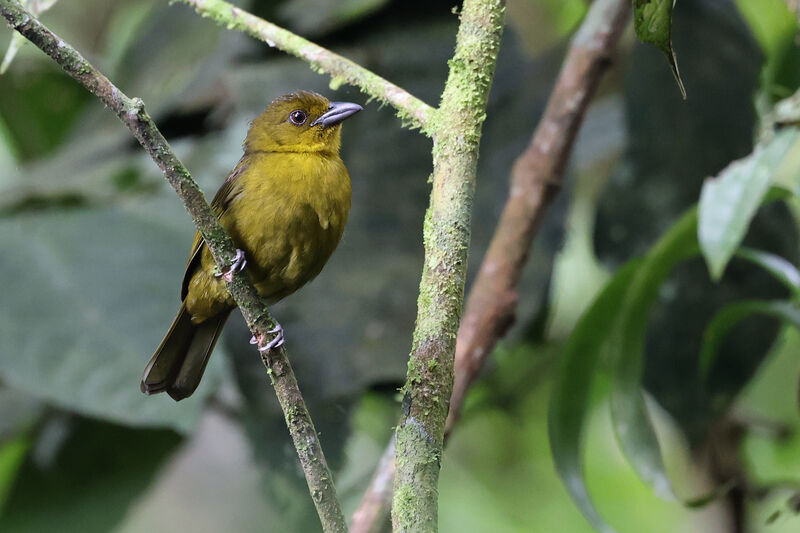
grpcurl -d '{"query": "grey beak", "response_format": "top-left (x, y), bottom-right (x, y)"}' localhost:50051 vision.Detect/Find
top-left (311, 101), bottom-right (363, 127)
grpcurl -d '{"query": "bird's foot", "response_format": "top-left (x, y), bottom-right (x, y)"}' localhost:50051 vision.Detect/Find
top-left (250, 322), bottom-right (285, 352)
top-left (215, 249), bottom-right (247, 282)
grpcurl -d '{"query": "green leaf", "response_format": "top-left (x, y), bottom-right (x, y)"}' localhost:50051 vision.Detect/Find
top-left (736, 247), bottom-right (800, 297)
top-left (551, 209), bottom-right (723, 524)
top-left (0, 34), bottom-right (26, 76)
top-left (111, 3), bottom-right (228, 114)
top-left (549, 259), bottom-right (642, 533)
top-left (103, 1), bottom-right (156, 79)
top-left (0, 388), bottom-right (40, 512)
top-left (0, 114), bottom-right (18, 182)
top-left (0, 69), bottom-right (91, 161)
top-left (0, 417), bottom-right (181, 533)
top-left (541, 0), bottom-right (589, 37)
top-left (699, 300), bottom-right (800, 377)
top-left (698, 127), bottom-right (800, 280)
top-left (734, 0), bottom-right (798, 63)
top-left (0, 132), bottom-right (143, 210)
top-left (0, 434), bottom-right (30, 514)
top-left (608, 208), bottom-right (699, 501)
top-left (0, 199), bottom-right (222, 432)
top-left (733, 0), bottom-right (800, 102)
top-left (632, 0), bottom-right (686, 99)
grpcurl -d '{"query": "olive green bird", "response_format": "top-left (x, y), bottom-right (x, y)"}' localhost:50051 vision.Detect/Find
top-left (141, 91), bottom-right (362, 401)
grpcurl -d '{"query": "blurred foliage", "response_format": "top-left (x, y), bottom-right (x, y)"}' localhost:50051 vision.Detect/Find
top-left (0, 0), bottom-right (799, 532)
top-left (595, 0), bottom-right (798, 448)
top-left (733, 0), bottom-right (800, 103)
top-left (0, 0), bottom-right (59, 75)
top-left (699, 128), bottom-right (800, 280)
top-left (550, 259), bottom-right (643, 532)
top-left (0, 416), bottom-right (180, 533)
top-left (506, 0), bottom-right (587, 55)
top-left (278, 0), bottom-right (389, 36)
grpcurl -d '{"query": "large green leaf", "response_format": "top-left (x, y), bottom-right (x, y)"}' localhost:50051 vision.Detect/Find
top-left (608, 208), bottom-right (699, 501)
top-left (632, 0), bottom-right (686, 98)
top-left (0, 69), bottom-right (90, 162)
top-left (698, 127), bottom-right (800, 280)
top-left (549, 260), bottom-right (642, 533)
top-left (0, 198), bottom-right (222, 431)
top-left (0, 416), bottom-right (181, 532)
top-left (602, 211), bottom-right (793, 507)
top-left (699, 300), bottom-right (800, 377)
top-left (0, 132), bottom-right (145, 211)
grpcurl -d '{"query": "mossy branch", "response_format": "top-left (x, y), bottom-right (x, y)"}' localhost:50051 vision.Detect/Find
top-left (391, 1), bottom-right (505, 531)
top-left (0, 1), bottom-right (347, 531)
top-left (176, 0), bottom-right (434, 132)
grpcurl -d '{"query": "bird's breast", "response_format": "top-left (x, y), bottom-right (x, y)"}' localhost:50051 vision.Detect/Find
top-left (224, 151), bottom-right (351, 300)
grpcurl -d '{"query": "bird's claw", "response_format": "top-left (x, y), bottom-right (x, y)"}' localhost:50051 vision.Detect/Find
top-left (215, 249), bottom-right (247, 282)
top-left (257, 321), bottom-right (285, 352)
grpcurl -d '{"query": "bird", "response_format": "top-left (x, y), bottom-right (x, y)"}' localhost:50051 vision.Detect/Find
top-left (141, 91), bottom-right (362, 401)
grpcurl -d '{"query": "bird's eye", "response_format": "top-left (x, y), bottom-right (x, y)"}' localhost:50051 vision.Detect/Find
top-left (289, 110), bottom-right (307, 126)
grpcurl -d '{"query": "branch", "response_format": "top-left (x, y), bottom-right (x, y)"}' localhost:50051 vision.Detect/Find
top-left (351, 0), bottom-right (630, 530)
top-left (0, 2), bottom-right (347, 531)
top-left (176, 0), bottom-right (434, 132)
top-left (391, 1), bottom-right (505, 531)
top-left (350, 436), bottom-right (396, 533)
top-left (447, 0), bottom-right (630, 431)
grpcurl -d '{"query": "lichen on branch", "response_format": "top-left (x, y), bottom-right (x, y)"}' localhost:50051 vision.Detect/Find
top-left (391, 1), bottom-right (506, 531)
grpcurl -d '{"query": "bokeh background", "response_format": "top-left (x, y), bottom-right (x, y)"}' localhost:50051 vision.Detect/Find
top-left (0, 0), bottom-right (799, 531)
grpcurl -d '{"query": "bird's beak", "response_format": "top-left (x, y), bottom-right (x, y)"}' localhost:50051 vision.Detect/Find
top-left (311, 101), bottom-right (363, 127)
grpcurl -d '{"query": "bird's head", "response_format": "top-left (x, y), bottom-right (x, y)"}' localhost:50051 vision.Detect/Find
top-left (244, 91), bottom-right (362, 154)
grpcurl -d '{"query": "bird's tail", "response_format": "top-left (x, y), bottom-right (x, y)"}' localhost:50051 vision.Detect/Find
top-left (141, 303), bottom-right (230, 401)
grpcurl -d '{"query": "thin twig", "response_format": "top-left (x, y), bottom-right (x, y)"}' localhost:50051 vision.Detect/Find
top-left (176, 0), bottom-right (434, 132)
top-left (350, 436), bottom-right (396, 533)
top-left (391, 1), bottom-right (505, 531)
top-left (351, 1), bottom-right (630, 530)
top-left (0, 1), bottom-right (347, 531)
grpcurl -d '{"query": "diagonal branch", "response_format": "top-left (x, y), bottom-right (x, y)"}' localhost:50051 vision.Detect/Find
top-left (447, 0), bottom-right (630, 432)
top-left (350, 0), bottom-right (630, 531)
top-left (0, 1), bottom-right (347, 531)
top-left (176, 0), bottom-right (434, 132)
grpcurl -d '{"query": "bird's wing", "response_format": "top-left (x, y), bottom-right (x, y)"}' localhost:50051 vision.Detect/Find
top-left (180, 157), bottom-right (251, 300)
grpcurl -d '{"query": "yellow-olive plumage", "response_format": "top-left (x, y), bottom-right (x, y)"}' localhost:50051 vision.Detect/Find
top-left (141, 91), bottom-right (361, 401)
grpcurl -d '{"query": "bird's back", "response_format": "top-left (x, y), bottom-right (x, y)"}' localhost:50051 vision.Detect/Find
top-left (229, 150), bottom-right (351, 300)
